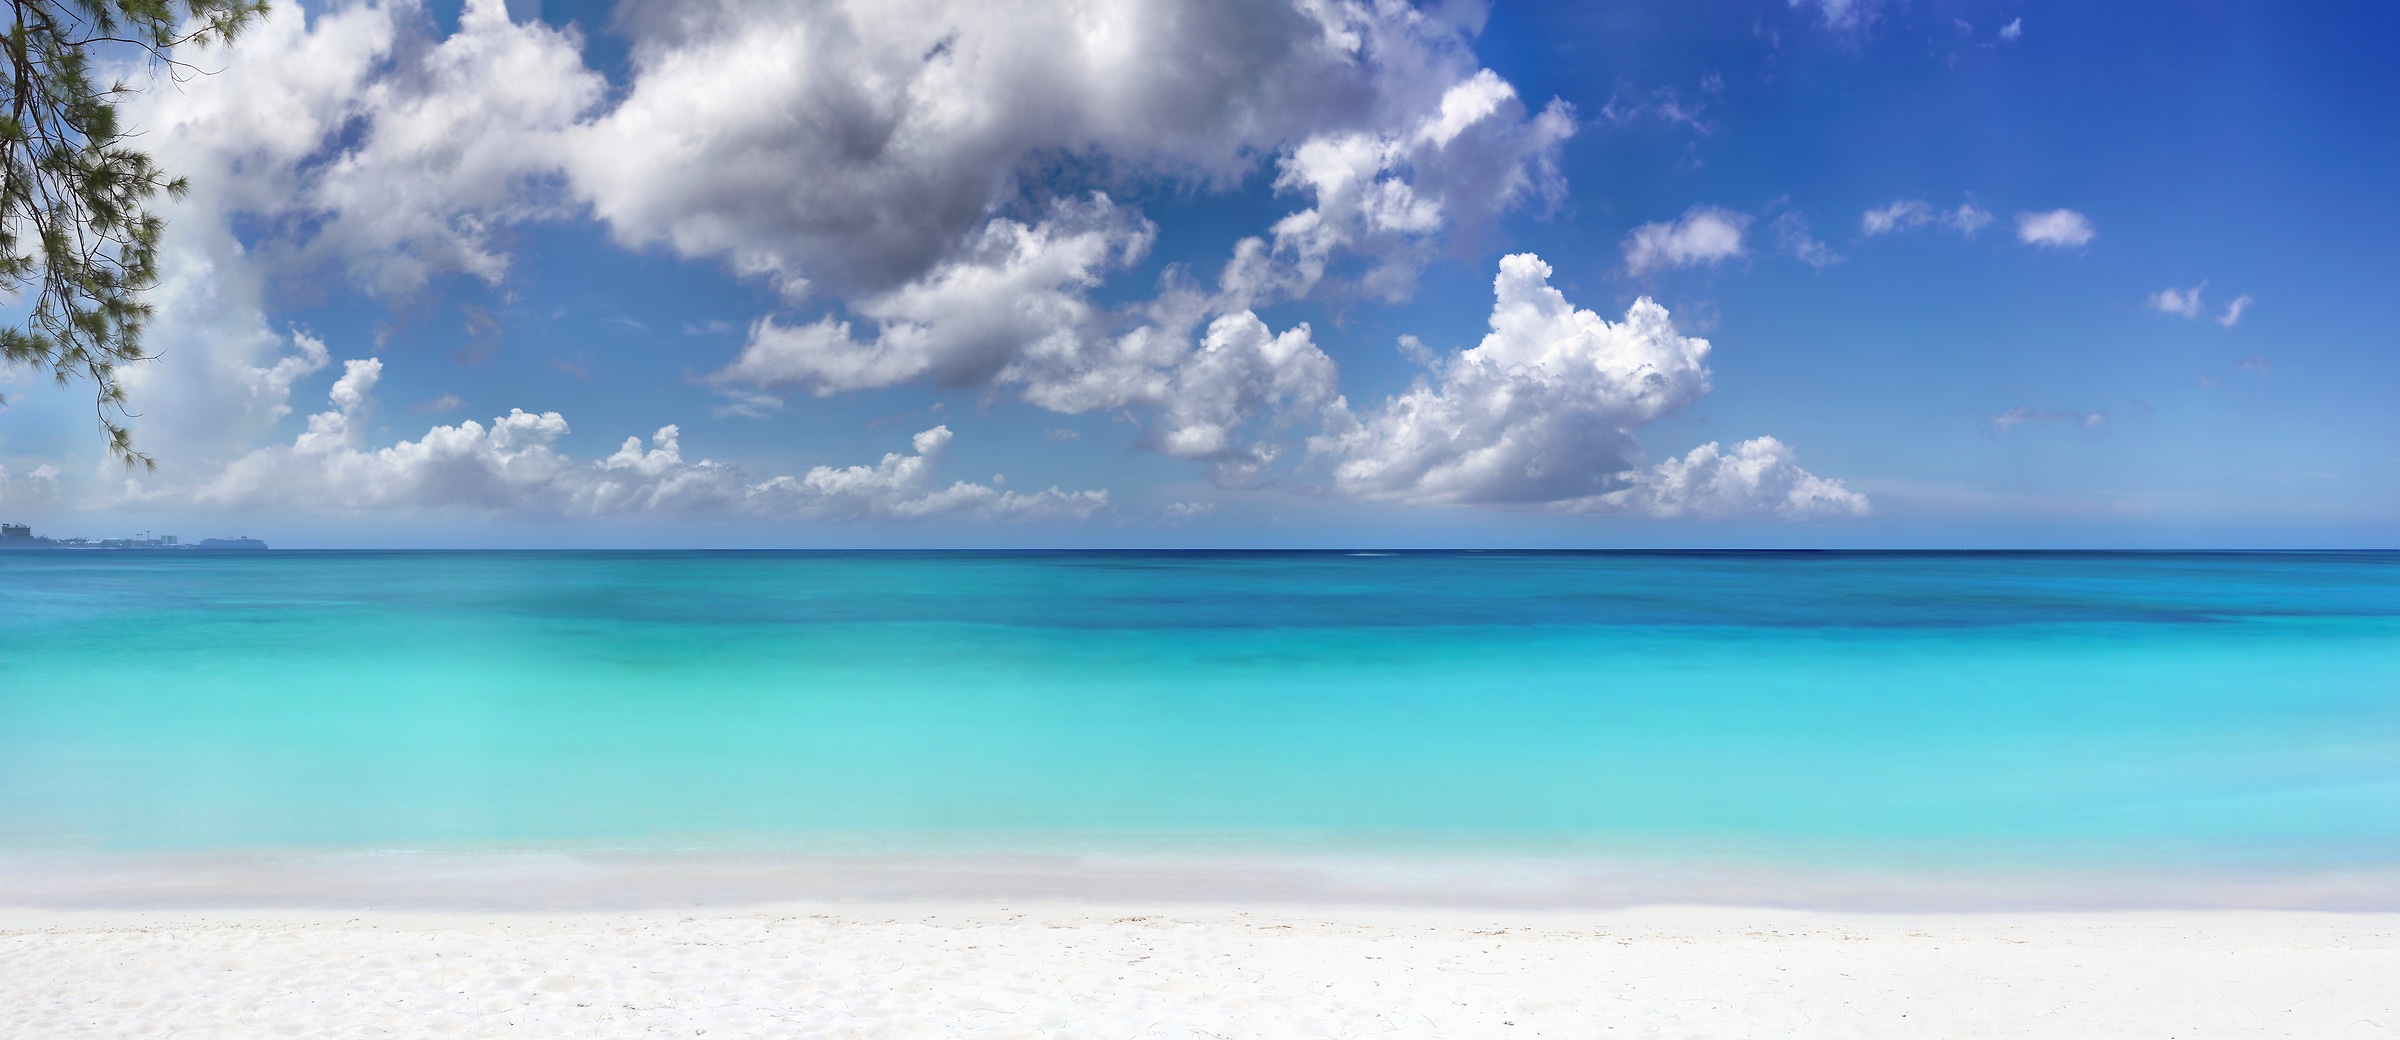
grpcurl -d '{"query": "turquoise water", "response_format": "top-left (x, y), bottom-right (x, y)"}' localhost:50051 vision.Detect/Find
top-left (3, 551), bottom-right (2397, 889)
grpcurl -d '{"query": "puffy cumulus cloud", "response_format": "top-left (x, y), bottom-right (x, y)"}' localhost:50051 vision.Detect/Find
top-left (192, 356), bottom-right (1106, 522)
top-left (2150, 283), bottom-right (2206, 318)
top-left (571, 0), bottom-right (1569, 301)
top-left (1143, 311), bottom-right (1342, 482)
top-left (101, 0), bottom-right (1566, 492)
top-left (1313, 253), bottom-right (1865, 520)
top-left (710, 194), bottom-right (1342, 486)
top-left (1622, 206), bottom-right (1748, 276)
top-left (111, 0), bottom-right (602, 469)
top-left (136, 0), bottom-right (603, 295)
top-left (125, 0), bottom-right (1563, 312)
top-left (1592, 438), bottom-right (1870, 519)
top-left (239, 330), bottom-right (331, 420)
top-left (1261, 67), bottom-right (1574, 302)
top-left (2016, 209), bottom-right (2096, 249)
top-left (989, 296), bottom-right (1342, 486)
top-left (296, 1), bottom-right (605, 293)
top-left (707, 194), bottom-right (1155, 395)
top-left (634, 0), bottom-right (1568, 484)
top-left (571, 0), bottom-right (1306, 297)
top-left (0, 463), bottom-right (63, 507)
top-left (109, 4), bottom-right (398, 465)
top-left (637, 0), bottom-right (1566, 474)
top-left (1315, 253), bottom-right (1711, 505)
top-left (1858, 199), bottom-right (1992, 237)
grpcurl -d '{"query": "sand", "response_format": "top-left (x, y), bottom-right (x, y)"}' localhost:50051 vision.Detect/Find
top-left (4, 903), bottom-right (2395, 1038)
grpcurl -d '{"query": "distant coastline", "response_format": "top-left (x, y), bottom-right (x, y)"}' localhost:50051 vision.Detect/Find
top-left (0, 523), bottom-right (266, 551)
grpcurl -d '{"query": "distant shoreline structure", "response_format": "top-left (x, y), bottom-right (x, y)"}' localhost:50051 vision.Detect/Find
top-left (0, 523), bottom-right (267, 551)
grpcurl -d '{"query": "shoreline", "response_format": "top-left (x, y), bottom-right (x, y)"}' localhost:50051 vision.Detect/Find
top-left (9, 847), bottom-right (2400, 913)
top-left (6, 901), bottom-right (2395, 1038)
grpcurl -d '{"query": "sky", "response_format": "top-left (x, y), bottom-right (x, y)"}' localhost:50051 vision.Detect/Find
top-left (0, 0), bottom-right (2393, 548)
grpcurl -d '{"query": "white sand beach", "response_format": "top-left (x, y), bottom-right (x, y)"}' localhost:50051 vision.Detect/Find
top-left (5, 903), bottom-right (2394, 1038)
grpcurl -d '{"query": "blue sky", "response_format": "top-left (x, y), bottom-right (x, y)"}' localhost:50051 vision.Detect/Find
top-left (0, 0), bottom-right (2393, 547)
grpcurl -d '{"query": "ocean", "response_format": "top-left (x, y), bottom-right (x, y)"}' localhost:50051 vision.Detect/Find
top-left (3, 550), bottom-right (2396, 908)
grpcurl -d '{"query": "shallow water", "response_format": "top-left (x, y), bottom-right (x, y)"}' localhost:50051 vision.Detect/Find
top-left (3, 551), bottom-right (2396, 905)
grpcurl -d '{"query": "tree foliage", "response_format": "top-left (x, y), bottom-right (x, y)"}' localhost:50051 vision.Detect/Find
top-left (0, 0), bottom-right (265, 468)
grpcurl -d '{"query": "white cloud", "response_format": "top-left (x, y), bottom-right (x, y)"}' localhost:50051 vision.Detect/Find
top-left (1623, 206), bottom-right (1750, 276)
top-left (1771, 212), bottom-right (1842, 269)
top-left (1859, 200), bottom-right (1929, 236)
top-left (106, 0), bottom-right (1569, 475)
top-left (1792, 0), bottom-right (1865, 30)
top-left (711, 192), bottom-right (1341, 486)
top-left (996, 289), bottom-right (1343, 486)
top-left (127, 0), bottom-right (1567, 314)
top-left (2015, 209), bottom-right (2096, 249)
top-left (1597, 86), bottom-right (1710, 134)
top-left (110, 4), bottom-right (402, 467)
top-left (2150, 283), bottom-right (2206, 318)
top-left (1947, 204), bottom-right (1996, 235)
top-left (1314, 253), bottom-right (1860, 518)
top-left (1592, 438), bottom-right (1870, 519)
top-left (299, 1), bottom-right (604, 293)
top-left (2151, 285), bottom-right (2251, 326)
top-left (1134, 311), bottom-right (1340, 482)
top-left (569, 0), bottom-right (1568, 302)
top-left (1999, 18), bottom-right (2023, 41)
top-left (613, 3), bottom-right (1573, 484)
top-left (193, 357), bottom-right (1106, 522)
top-left (0, 464), bottom-right (63, 507)
top-left (138, 0), bottom-right (602, 295)
top-left (1261, 67), bottom-right (1575, 301)
top-left (1317, 253), bottom-right (1697, 504)
top-left (707, 194), bottom-right (1154, 394)
top-left (240, 331), bottom-right (331, 420)
top-left (108, 0), bottom-right (604, 471)
top-left (739, 425), bottom-right (1106, 522)
top-left (76, 0), bottom-right (1881, 531)
top-left (2234, 354), bottom-right (2271, 374)
top-left (41, 0), bottom-right (1896, 532)
top-left (1988, 406), bottom-right (2107, 432)
top-left (1860, 199), bottom-right (1992, 237)
top-left (707, 390), bottom-right (785, 420)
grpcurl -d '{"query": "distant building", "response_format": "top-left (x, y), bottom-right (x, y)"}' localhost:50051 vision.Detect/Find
top-left (196, 537), bottom-right (269, 550)
top-left (1, 523), bottom-right (58, 549)
top-left (2, 524), bottom-right (207, 550)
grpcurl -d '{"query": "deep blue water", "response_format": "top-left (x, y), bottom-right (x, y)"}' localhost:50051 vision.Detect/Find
top-left (2, 551), bottom-right (2395, 876)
